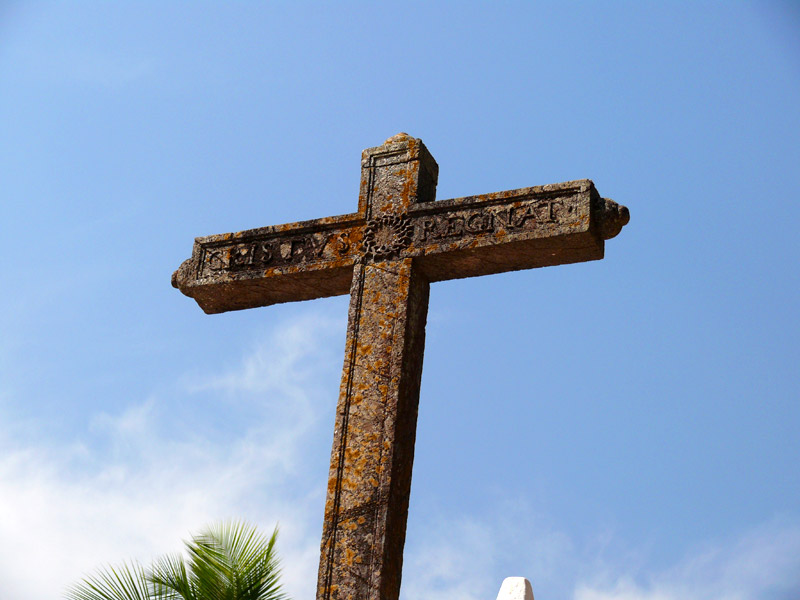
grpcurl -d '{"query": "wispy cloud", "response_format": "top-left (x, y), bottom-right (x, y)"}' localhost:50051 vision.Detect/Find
top-left (402, 502), bottom-right (800, 600)
top-left (401, 499), bottom-right (576, 600)
top-left (574, 517), bottom-right (800, 600)
top-left (191, 311), bottom-right (342, 398)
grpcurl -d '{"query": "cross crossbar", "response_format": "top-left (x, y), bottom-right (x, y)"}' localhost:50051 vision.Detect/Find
top-left (173, 176), bottom-right (627, 314)
top-left (173, 133), bottom-right (629, 600)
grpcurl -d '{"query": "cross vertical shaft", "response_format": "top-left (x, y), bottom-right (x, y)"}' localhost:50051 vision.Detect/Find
top-left (318, 259), bottom-right (429, 600)
top-left (317, 135), bottom-right (438, 600)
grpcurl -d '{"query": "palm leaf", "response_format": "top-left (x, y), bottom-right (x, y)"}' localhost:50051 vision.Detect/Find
top-left (65, 561), bottom-right (155, 600)
top-left (148, 553), bottom-right (196, 600)
top-left (65, 520), bottom-right (287, 600)
top-left (185, 521), bottom-right (287, 600)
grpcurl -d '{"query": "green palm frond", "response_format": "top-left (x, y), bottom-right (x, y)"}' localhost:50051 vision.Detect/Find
top-left (185, 521), bottom-right (286, 600)
top-left (149, 553), bottom-right (196, 600)
top-left (65, 521), bottom-right (287, 600)
top-left (65, 561), bottom-right (154, 600)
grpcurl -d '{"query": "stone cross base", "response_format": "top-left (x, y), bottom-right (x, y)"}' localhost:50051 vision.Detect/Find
top-left (496, 577), bottom-right (535, 600)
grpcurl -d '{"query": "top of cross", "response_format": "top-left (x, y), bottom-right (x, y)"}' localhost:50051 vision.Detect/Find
top-left (384, 132), bottom-right (411, 143)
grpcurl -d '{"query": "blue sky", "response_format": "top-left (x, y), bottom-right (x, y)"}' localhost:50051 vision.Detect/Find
top-left (1, 2), bottom-right (799, 599)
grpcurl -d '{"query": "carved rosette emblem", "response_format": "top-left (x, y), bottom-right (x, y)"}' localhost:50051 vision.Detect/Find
top-left (362, 214), bottom-right (414, 258)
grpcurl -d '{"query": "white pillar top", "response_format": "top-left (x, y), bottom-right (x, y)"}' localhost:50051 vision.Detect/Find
top-left (495, 577), bottom-right (534, 600)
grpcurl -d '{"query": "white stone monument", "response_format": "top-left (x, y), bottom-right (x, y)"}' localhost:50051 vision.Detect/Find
top-left (495, 577), bottom-right (534, 600)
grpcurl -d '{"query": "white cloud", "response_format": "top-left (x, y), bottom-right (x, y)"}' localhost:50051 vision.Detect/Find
top-left (574, 518), bottom-right (800, 600)
top-left (0, 310), bottom-right (343, 600)
top-left (403, 515), bottom-right (498, 600)
top-left (401, 500), bottom-right (576, 600)
top-left (191, 311), bottom-right (342, 398)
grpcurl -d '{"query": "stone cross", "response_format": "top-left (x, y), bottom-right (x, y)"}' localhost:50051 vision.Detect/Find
top-left (172, 133), bottom-right (629, 600)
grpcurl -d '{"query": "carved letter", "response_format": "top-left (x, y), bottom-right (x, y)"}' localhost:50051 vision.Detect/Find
top-left (514, 205), bottom-right (537, 228)
top-left (206, 251), bottom-right (226, 271)
top-left (290, 239), bottom-right (307, 262)
top-left (308, 234), bottom-right (330, 258)
top-left (493, 207), bottom-right (515, 230)
top-left (444, 216), bottom-right (465, 238)
top-left (335, 233), bottom-right (351, 255)
top-left (535, 202), bottom-right (550, 222)
top-left (421, 219), bottom-right (437, 241)
top-left (258, 242), bottom-right (274, 265)
top-left (229, 244), bottom-right (255, 269)
top-left (466, 212), bottom-right (490, 234)
top-left (549, 200), bottom-right (565, 221)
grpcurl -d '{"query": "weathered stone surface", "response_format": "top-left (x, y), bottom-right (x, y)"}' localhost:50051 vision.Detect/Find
top-left (496, 577), bottom-right (535, 600)
top-left (172, 133), bottom-right (629, 600)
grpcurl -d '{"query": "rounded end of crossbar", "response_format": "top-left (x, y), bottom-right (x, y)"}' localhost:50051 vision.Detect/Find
top-left (171, 258), bottom-right (195, 292)
top-left (598, 197), bottom-right (630, 240)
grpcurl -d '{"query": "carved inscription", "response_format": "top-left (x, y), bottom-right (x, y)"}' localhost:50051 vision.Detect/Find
top-left (416, 196), bottom-right (577, 242)
top-left (195, 195), bottom-right (582, 279)
top-left (201, 233), bottom-right (332, 276)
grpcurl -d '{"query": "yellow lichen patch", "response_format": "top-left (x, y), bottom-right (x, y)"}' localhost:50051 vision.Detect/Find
top-left (345, 447), bottom-right (361, 461)
top-left (384, 132), bottom-right (411, 144)
top-left (344, 548), bottom-right (356, 566)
